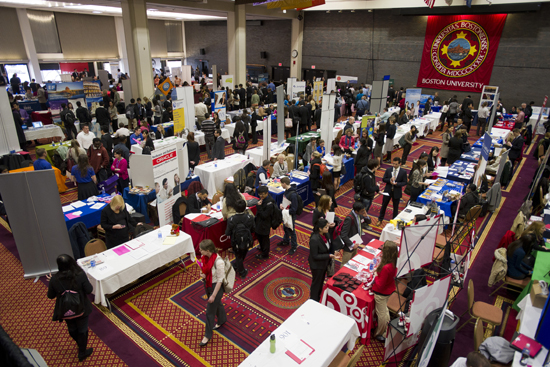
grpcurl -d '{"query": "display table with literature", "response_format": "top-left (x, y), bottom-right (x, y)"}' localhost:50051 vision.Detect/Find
top-left (512, 296), bottom-right (548, 367)
top-left (239, 299), bottom-right (360, 367)
top-left (380, 204), bottom-right (448, 243)
top-left (416, 178), bottom-right (465, 217)
top-left (194, 154), bottom-right (254, 198)
top-left (37, 140), bottom-right (72, 164)
top-left (321, 239), bottom-right (385, 345)
top-left (24, 124), bottom-right (65, 142)
top-left (63, 193), bottom-right (113, 231)
top-left (77, 225), bottom-right (195, 307)
top-left (247, 142), bottom-right (290, 167)
top-left (263, 170), bottom-right (312, 206)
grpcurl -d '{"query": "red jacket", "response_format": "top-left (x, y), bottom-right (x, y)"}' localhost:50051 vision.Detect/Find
top-left (372, 263), bottom-right (397, 296)
top-left (87, 145), bottom-right (109, 174)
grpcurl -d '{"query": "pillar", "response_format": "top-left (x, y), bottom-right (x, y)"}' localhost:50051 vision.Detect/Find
top-left (16, 8), bottom-right (42, 84)
top-left (227, 4), bottom-right (247, 85)
top-left (120, 0), bottom-right (154, 99)
top-left (114, 16), bottom-right (130, 75)
top-left (290, 17), bottom-right (304, 80)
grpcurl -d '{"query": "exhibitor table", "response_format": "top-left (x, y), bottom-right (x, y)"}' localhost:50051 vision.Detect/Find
top-left (63, 194), bottom-right (112, 231)
top-left (321, 239), bottom-right (384, 345)
top-left (444, 160), bottom-right (477, 184)
top-left (380, 205), bottom-right (448, 243)
top-left (263, 170), bottom-right (313, 206)
top-left (24, 124), bottom-right (65, 142)
top-left (183, 128), bottom-right (231, 146)
top-left (78, 225), bottom-right (195, 307)
top-left (239, 299), bottom-right (360, 367)
top-left (247, 142), bottom-right (290, 167)
top-left (286, 131), bottom-right (321, 156)
top-left (417, 178), bottom-right (465, 217)
top-left (194, 154), bottom-right (254, 197)
top-left (37, 140), bottom-right (72, 164)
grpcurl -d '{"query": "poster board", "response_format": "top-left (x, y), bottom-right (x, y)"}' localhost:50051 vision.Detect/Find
top-left (320, 92), bottom-right (335, 155)
top-left (181, 65), bottom-right (192, 85)
top-left (312, 81), bottom-right (323, 104)
top-left (175, 86), bottom-right (195, 131)
top-left (262, 116), bottom-right (272, 164)
top-left (326, 78), bottom-right (336, 94)
top-left (172, 100), bottom-right (185, 135)
top-left (153, 145), bottom-right (180, 227)
top-left (291, 81), bottom-right (306, 100)
top-left (396, 216), bottom-right (440, 277)
top-left (405, 88), bottom-right (422, 109)
top-left (221, 75), bottom-right (234, 90)
top-left (479, 85), bottom-right (499, 110)
top-left (212, 91), bottom-right (227, 123)
top-left (276, 84), bottom-right (285, 145)
top-left (408, 275), bottom-right (452, 338)
top-left (417, 301), bottom-right (449, 367)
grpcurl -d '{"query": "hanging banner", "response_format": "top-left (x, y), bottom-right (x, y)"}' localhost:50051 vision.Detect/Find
top-left (417, 14), bottom-right (507, 93)
top-left (335, 75), bottom-right (358, 84)
top-left (153, 145), bottom-right (180, 227)
top-left (158, 78), bottom-right (174, 96)
top-left (173, 100), bottom-right (185, 135)
top-left (212, 91), bottom-right (227, 122)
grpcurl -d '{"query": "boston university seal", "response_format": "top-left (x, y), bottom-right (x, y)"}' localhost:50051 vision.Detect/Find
top-left (431, 20), bottom-right (489, 78)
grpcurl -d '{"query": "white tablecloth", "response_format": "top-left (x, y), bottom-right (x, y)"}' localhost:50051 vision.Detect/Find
top-left (186, 128), bottom-right (231, 146)
top-left (78, 225), bottom-right (195, 306)
top-left (194, 153), bottom-right (253, 196)
top-left (131, 136), bottom-right (186, 154)
top-left (239, 299), bottom-right (360, 367)
top-left (248, 142), bottom-right (290, 166)
top-left (490, 127), bottom-right (511, 141)
top-left (424, 112), bottom-right (442, 131)
top-left (380, 204), bottom-right (447, 243)
top-left (24, 125), bottom-right (65, 141)
top-left (225, 122), bottom-right (264, 137)
top-left (410, 118), bottom-right (431, 137)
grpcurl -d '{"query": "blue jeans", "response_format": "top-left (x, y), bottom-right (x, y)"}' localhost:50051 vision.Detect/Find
top-left (362, 198), bottom-right (372, 213)
top-left (283, 215), bottom-right (298, 250)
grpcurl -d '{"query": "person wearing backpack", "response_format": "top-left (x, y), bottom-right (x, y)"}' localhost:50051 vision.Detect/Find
top-left (201, 113), bottom-right (216, 159)
top-left (198, 239), bottom-right (227, 347)
top-left (255, 186), bottom-right (278, 259)
top-left (212, 129), bottom-right (226, 160)
top-left (125, 98), bottom-right (139, 129)
top-left (61, 102), bottom-right (78, 140)
top-left (47, 254), bottom-right (94, 361)
top-left (233, 120), bottom-right (248, 155)
top-left (225, 199), bottom-right (255, 278)
top-left (279, 177), bottom-right (301, 255)
top-left (341, 202), bottom-right (370, 266)
top-left (356, 159), bottom-right (380, 213)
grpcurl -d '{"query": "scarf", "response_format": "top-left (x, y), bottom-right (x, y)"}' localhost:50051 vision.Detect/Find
top-left (200, 253), bottom-right (218, 288)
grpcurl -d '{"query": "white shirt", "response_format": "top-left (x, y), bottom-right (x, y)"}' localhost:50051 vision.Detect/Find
top-left (195, 102), bottom-right (208, 118)
top-left (77, 131), bottom-right (94, 150)
top-left (114, 127), bottom-right (130, 137)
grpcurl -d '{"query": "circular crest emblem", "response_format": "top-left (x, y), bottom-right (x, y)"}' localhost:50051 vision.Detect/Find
top-left (162, 82), bottom-right (170, 92)
top-left (264, 277), bottom-right (310, 309)
top-left (431, 20), bottom-right (489, 78)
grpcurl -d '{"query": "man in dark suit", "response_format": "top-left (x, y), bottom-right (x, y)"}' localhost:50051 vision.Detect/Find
top-left (378, 157), bottom-right (408, 222)
top-left (0, 71), bottom-right (8, 86)
top-left (76, 101), bottom-right (91, 128)
top-left (255, 186), bottom-right (276, 259)
top-left (246, 82), bottom-right (253, 108)
top-left (506, 128), bottom-right (524, 166)
top-left (100, 125), bottom-right (114, 160)
top-left (186, 189), bottom-right (211, 214)
top-left (289, 100), bottom-right (300, 137)
top-left (95, 101), bottom-right (111, 128)
top-left (340, 201), bottom-right (370, 266)
top-left (461, 95), bottom-right (474, 113)
top-left (238, 84), bottom-right (246, 107)
top-left (298, 100), bottom-right (309, 134)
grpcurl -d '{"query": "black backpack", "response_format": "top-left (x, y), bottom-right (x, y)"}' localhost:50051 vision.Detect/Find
top-left (65, 111), bottom-right (75, 125)
top-left (295, 192), bottom-right (304, 215)
top-left (125, 105), bottom-right (136, 120)
top-left (353, 171), bottom-right (364, 193)
top-left (231, 216), bottom-right (253, 250)
top-left (57, 280), bottom-right (84, 320)
top-left (271, 202), bottom-right (283, 230)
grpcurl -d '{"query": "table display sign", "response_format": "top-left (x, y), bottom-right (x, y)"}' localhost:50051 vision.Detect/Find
top-left (172, 100), bottom-right (185, 135)
top-left (417, 15), bottom-right (507, 93)
top-left (291, 81), bottom-right (306, 100)
top-left (405, 88), bottom-right (422, 109)
top-left (212, 90), bottom-right (227, 122)
top-left (152, 145), bottom-right (180, 226)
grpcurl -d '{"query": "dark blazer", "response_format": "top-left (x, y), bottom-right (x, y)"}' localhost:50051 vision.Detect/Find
top-left (186, 194), bottom-right (211, 214)
top-left (458, 191), bottom-right (479, 217)
top-left (76, 106), bottom-right (91, 123)
top-left (309, 157), bottom-right (322, 191)
top-left (427, 155), bottom-right (436, 172)
top-left (255, 195), bottom-right (275, 235)
top-left (95, 107), bottom-right (110, 125)
top-left (355, 144), bottom-right (370, 168)
top-left (382, 167), bottom-right (407, 199)
top-left (101, 133), bottom-right (114, 158)
top-left (100, 204), bottom-right (137, 248)
top-left (312, 208), bottom-right (341, 229)
top-left (447, 136), bottom-right (463, 163)
top-left (47, 271), bottom-right (93, 322)
top-left (340, 213), bottom-right (368, 252)
top-left (508, 135), bottom-right (524, 161)
top-left (399, 114), bottom-right (409, 125)
top-left (212, 136), bottom-right (226, 159)
top-left (308, 233), bottom-right (334, 270)
top-left (187, 141), bottom-right (200, 167)
top-left (463, 107), bottom-right (472, 125)
top-left (299, 105), bottom-right (309, 126)
top-left (386, 123), bottom-right (397, 139)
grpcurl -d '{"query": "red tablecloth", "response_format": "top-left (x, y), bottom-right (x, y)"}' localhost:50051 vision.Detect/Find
top-left (321, 239), bottom-right (385, 345)
top-left (181, 205), bottom-right (257, 253)
top-left (493, 121), bottom-right (514, 130)
top-left (31, 111), bottom-right (53, 125)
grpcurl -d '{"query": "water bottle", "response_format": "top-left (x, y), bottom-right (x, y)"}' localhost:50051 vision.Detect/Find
top-left (520, 343), bottom-right (530, 365)
top-left (369, 262), bottom-right (374, 272)
top-left (270, 334), bottom-right (276, 353)
top-left (101, 187), bottom-right (105, 195)
top-left (214, 162), bottom-right (218, 168)
top-left (158, 230), bottom-right (163, 240)
top-left (90, 259), bottom-right (96, 268)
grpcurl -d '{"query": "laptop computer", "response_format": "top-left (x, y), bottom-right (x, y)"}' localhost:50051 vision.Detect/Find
top-left (32, 121), bottom-right (43, 128)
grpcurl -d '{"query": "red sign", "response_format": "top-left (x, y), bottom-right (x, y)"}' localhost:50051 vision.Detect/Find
top-left (417, 14), bottom-right (507, 93)
top-left (152, 151), bottom-right (177, 166)
top-left (311, 65), bottom-right (315, 69)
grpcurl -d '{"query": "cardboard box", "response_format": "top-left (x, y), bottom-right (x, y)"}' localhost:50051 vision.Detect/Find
top-left (530, 280), bottom-right (548, 309)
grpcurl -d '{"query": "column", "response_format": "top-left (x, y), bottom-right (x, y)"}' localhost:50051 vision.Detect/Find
top-left (227, 4), bottom-right (246, 85)
top-left (120, 0), bottom-right (154, 99)
top-left (15, 8), bottom-right (42, 84)
top-left (290, 17), bottom-right (304, 80)
top-left (114, 16), bottom-right (130, 75)
top-left (182, 21), bottom-right (187, 65)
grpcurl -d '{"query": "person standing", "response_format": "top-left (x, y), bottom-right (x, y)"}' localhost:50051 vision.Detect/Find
top-left (94, 101), bottom-right (110, 129)
top-left (76, 124), bottom-right (94, 150)
top-left (46, 255), bottom-right (94, 361)
top-left (10, 73), bottom-right (21, 94)
top-left (255, 186), bottom-right (276, 259)
top-left (71, 154), bottom-right (99, 200)
top-left (37, 85), bottom-right (48, 110)
top-left (400, 126), bottom-right (417, 168)
top-left (378, 157), bottom-right (407, 222)
top-left (108, 101), bottom-right (118, 133)
top-left (251, 90), bottom-right (260, 108)
top-left (477, 102), bottom-right (490, 136)
top-left (409, 159), bottom-right (429, 203)
top-left (201, 113), bottom-right (216, 159)
top-left (33, 148), bottom-right (52, 170)
top-left (111, 149), bottom-right (129, 192)
top-left (87, 138), bottom-right (109, 181)
top-left (355, 138), bottom-right (370, 174)
top-left (279, 177), bottom-right (299, 255)
top-left (359, 159), bottom-right (380, 213)
top-left (100, 125), bottom-right (113, 160)
top-left (100, 195), bottom-right (141, 248)
top-left (212, 129), bottom-right (226, 160)
top-left (447, 130), bottom-right (463, 166)
top-left (447, 99), bottom-right (459, 128)
top-left (505, 128), bottom-right (524, 167)
top-left (225, 200), bottom-right (255, 278)
top-left (384, 117), bottom-right (397, 163)
top-left (462, 103), bottom-right (473, 134)
top-left (11, 102), bottom-right (27, 151)
top-left (308, 218), bottom-right (336, 302)
top-left (187, 132), bottom-right (201, 170)
top-left (514, 107), bottom-right (525, 130)
top-left (198, 239), bottom-right (227, 347)
top-left (341, 202), bottom-right (370, 266)
top-left (61, 103), bottom-right (78, 141)
top-left (372, 241), bottom-right (398, 343)
top-left (76, 101), bottom-right (92, 129)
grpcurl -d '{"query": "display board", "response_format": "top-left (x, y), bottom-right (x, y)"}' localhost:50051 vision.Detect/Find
top-left (221, 75), bottom-right (234, 90)
top-left (417, 301), bottom-right (449, 367)
top-left (312, 81), bottom-right (323, 104)
top-left (320, 92), bottom-right (336, 154)
top-left (291, 81), bottom-right (306, 100)
top-left (175, 86), bottom-right (195, 132)
top-left (408, 275), bottom-right (451, 337)
top-left (212, 91), bottom-right (227, 122)
top-left (277, 84), bottom-right (285, 145)
top-left (287, 77), bottom-right (297, 99)
top-left (172, 100), bottom-right (185, 135)
top-left (479, 86), bottom-right (499, 110)
top-left (335, 75), bottom-right (358, 84)
top-left (181, 65), bottom-right (192, 85)
top-left (405, 88), bottom-right (422, 109)
top-left (326, 78), bottom-right (336, 94)
top-left (262, 116), bottom-right (272, 164)
top-left (153, 145), bottom-right (181, 227)
top-left (396, 217), bottom-right (440, 277)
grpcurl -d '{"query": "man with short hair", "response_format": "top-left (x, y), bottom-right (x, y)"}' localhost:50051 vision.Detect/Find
top-left (10, 73), bottom-right (21, 94)
top-left (251, 90), bottom-right (260, 108)
top-left (341, 202), bottom-right (370, 265)
top-left (37, 85), bottom-right (47, 110)
top-left (462, 95), bottom-right (473, 113)
top-left (125, 98), bottom-right (139, 129)
top-left (87, 138), bottom-right (109, 179)
top-left (76, 101), bottom-right (92, 128)
top-left (71, 69), bottom-right (79, 80)
top-left (255, 186), bottom-right (276, 259)
top-left (33, 148), bottom-right (52, 171)
top-left (356, 95), bottom-right (369, 117)
top-left (95, 101), bottom-right (110, 128)
top-left (30, 79), bottom-right (39, 94)
top-left (359, 159), bottom-right (380, 213)
top-left (130, 127), bottom-right (143, 145)
top-left (77, 124), bottom-right (94, 150)
top-left (212, 129), bottom-right (225, 160)
top-left (506, 128), bottom-right (524, 166)
top-left (201, 113), bottom-right (216, 159)
top-left (267, 80), bottom-right (276, 92)
top-left (195, 98), bottom-right (208, 128)
top-left (238, 84), bottom-right (246, 106)
top-left (298, 100), bottom-right (309, 134)
top-left (379, 107), bottom-right (391, 123)
top-left (60, 103), bottom-right (77, 140)
top-left (186, 189), bottom-right (211, 214)
top-left (450, 352), bottom-right (491, 367)
top-left (279, 176), bottom-right (299, 255)
top-left (525, 101), bottom-right (534, 123)
top-left (100, 125), bottom-right (113, 160)
top-left (113, 136), bottom-right (130, 162)
top-left (226, 199), bottom-right (255, 278)
top-left (157, 178), bottom-right (173, 203)
top-left (514, 104), bottom-right (526, 130)
top-left (378, 157), bottom-right (408, 222)
top-left (255, 160), bottom-right (271, 187)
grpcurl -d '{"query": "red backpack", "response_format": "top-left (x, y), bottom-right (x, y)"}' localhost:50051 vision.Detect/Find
top-left (333, 214), bottom-right (353, 239)
top-left (313, 162), bottom-right (328, 176)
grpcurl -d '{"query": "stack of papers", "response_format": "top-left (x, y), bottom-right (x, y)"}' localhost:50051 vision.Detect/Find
top-left (71, 201), bottom-right (86, 209)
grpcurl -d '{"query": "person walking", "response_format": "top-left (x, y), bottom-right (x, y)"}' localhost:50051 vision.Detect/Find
top-left (400, 126), bottom-right (417, 168)
top-left (279, 177), bottom-right (299, 255)
top-left (255, 186), bottom-right (276, 259)
top-left (378, 158), bottom-right (407, 222)
top-left (225, 200), bottom-right (255, 278)
top-left (308, 218), bottom-right (337, 302)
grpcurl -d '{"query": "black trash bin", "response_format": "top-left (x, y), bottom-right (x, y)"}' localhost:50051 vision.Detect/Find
top-left (417, 307), bottom-right (460, 367)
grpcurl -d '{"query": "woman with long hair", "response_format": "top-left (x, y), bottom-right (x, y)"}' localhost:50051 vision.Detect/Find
top-left (321, 169), bottom-right (337, 211)
top-left (71, 154), bottom-right (98, 200)
top-left (187, 132), bottom-right (200, 170)
top-left (47, 254), bottom-right (94, 361)
top-left (142, 130), bottom-right (155, 153)
top-left (153, 99), bottom-right (162, 125)
top-left (198, 239), bottom-right (227, 346)
top-left (310, 151), bottom-right (323, 205)
top-left (111, 149), bottom-right (129, 192)
top-left (233, 120), bottom-right (248, 155)
top-left (507, 233), bottom-right (536, 280)
top-left (222, 183), bottom-right (246, 220)
top-left (100, 194), bottom-right (141, 248)
top-left (373, 123), bottom-right (386, 166)
top-left (447, 130), bottom-right (463, 166)
top-left (312, 194), bottom-right (341, 239)
top-left (332, 145), bottom-right (344, 189)
top-left (308, 218), bottom-right (336, 302)
top-left (427, 146), bottom-right (440, 172)
top-left (409, 159), bottom-right (429, 203)
top-left (440, 126), bottom-right (453, 166)
top-left (400, 126), bottom-right (417, 168)
top-left (372, 241), bottom-right (399, 342)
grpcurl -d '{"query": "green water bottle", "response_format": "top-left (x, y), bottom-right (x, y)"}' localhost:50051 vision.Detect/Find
top-left (270, 334), bottom-right (276, 353)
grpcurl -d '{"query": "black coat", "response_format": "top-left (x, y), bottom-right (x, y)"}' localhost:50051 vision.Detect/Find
top-left (360, 167), bottom-right (379, 200)
top-left (447, 136), bottom-right (463, 164)
top-left (100, 205), bottom-right (137, 248)
top-left (355, 145), bottom-right (370, 168)
top-left (187, 141), bottom-right (200, 166)
top-left (101, 133), bottom-right (114, 159)
top-left (308, 233), bottom-right (334, 270)
top-left (186, 194), bottom-right (211, 214)
top-left (310, 157), bottom-right (322, 191)
top-left (225, 212), bottom-right (256, 249)
top-left (95, 107), bottom-right (110, 125)
top-left (340, 213), bottom-right (368, 252)
top-left (212, 136), bottom-right (226, 159)
top-left (382, 167), bottom-right (407, 199)
top-left (458, 191), bottom-right (479, 217)
top-left (255, 195), bottom-right (275, 235)
top-left (76, 106), bottom-right (91, 123)
top-left (47, 271), bottom-right (93, 322)
top-left (299, 105), bottom-right (309, 126)
top-left (508, 135), bottom-right (524, 161)
top-left (386, 123), bottom-right (397, 139)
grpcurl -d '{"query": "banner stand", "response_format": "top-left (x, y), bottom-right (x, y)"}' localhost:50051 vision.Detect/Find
top-left (276, 85), bottom-right (285, 146)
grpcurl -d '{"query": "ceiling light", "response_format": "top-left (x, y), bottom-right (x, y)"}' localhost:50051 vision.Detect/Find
top-left (92, 10), bottom-right (102, 13)
top-left (351, 10), bottom-right (355, 13)
top-left (326, 10), bottom-right (330, 13)
top-left (338, 10), bottom-right (342, 13)
top-left (368, 9), bottom-right (373, 12)
top-left (148, 8), bottom-right (157, 11)
top-left (283, 9), bottom-right (286, 13)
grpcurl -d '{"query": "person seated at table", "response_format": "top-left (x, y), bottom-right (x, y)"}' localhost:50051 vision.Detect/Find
top-left (372, 240), bottom-right (399, 343)
top-left (187, 189), bottom-right (211, 214)
top-left (339, 128), bottom-right (356, 155)
top-left (506, 233), bottom-right (534, 280)
top-left (310, 151), bottom-right (323, 204)
top-left (71, 154), bottom-right (99, 200)
top-left (255, 160), bottom-right (271, 187)
top-left (316, 139), bottom-right (326, 156)
top-left (110, 149), bottom-right (128, 193)
top-left (308, 218), bottom-right (337, 302)
top-left (212, 129), bottom-right (225, 161)
top-left (312, 194), bottom-right (341, 240)
top-left (222, 183), bottom-right (246, 220)
top-left (187, 132), bottom-right (201, 170)
top-left (114, 122), bottom-right (130, 139)
top-left (87, 138), bottom-right (110, 181)
top-left (341, 202), bottom-right (370, 266)
top-left (447, 130), bottom-right (463, 166)
top-left (272, 154), bottom-right (289, 177)
top-left (100, 194), bottom-right (143, 249)
top-left (33, 148), bottom-right (52, 171)
top-left (456, 184), bottom-right (479, 219)
top-left (409, 159), bottom-right (430, 203)
top-left (139, 120), bottom-right (150, 134)
top-left (130, 127), bottom-right (143, 145)
top-left (426, 146), bottom-right (440, 172)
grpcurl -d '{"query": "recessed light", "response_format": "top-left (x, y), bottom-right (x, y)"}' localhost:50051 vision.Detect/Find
top-left (338, 10), bottom-right (342, 13)
top-left (175, 18), bottom-right (183, 20)
top-left (326, 10), bottom-right (330, 13)
top-left (92, 10), bottom-right (102, 13)
top-left (351, 10), bottom-right (355, 13)
top-left (149, 8), bottom-right (157, 11)
top-left (368, 9), bottom-right (373, 12)
top-left (283, 9), bottom-right (286, 13)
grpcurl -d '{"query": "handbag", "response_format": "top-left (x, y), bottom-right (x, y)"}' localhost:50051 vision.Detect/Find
top-left (96, 167), bottom-right (109, 183)
top-left (463, 142), bottom-right (471, 152)
top-left (398, 134), bottom-right (407, 147)
top-left (285, 118), bottom-right (293, 128)
top-left (327, 258), bottom-right (335, 277)
top-left (193, 217), bottom-right (219, 228)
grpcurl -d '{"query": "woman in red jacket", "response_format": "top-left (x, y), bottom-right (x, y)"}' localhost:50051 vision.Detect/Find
top-left (372, 240), bottom-right (398, 342)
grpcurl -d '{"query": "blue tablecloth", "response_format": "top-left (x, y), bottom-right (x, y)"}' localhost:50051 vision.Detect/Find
top-left (459, 147), bottom-right (483, 163)
top-left (123, 176), bottom-right (201, 223)
top-left (473, 135), bottom-right (504, 148)
top-left (431, 106), bottom-right (441, 112)
top-left (327, 156), bottom-right (355, 187)
top-left (417, 179), bottom-right (465, 217)
top-left (64, 193), bottom-right (112, 231)
top-left (446, 160), bottom-right (476, 184)
top-left (19, 100), bottom-right (42, 114)
top-left (261, 173), bottom-right (312, 207)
